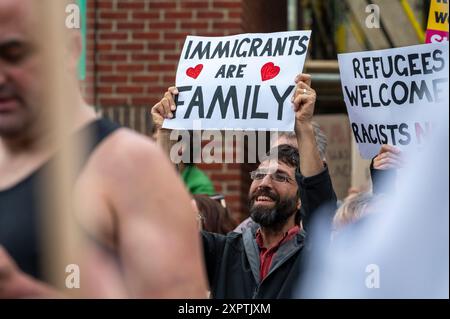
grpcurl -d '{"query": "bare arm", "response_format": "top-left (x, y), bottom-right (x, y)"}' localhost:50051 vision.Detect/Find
top-left (292, 74), bottom-right (324, 177)
top-left (100, 131), bottom-right (208, 298)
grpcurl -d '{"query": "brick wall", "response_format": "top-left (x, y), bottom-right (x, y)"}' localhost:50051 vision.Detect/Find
top-left (242, 0), bottom-right (287, 33)
top-left (83, 0), bottom-right (286, 221)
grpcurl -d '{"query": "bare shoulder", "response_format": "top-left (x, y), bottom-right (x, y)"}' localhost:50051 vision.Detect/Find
top-left (73, 128), bottom-right (174, 243)
top-left (73, 128), bottom-right (207, 297)
top-left (88, 127), bottom-right (171, 180)
top-left (83, 127), bottom-right (190, 216)
top-left (98, 128), bottom-right (164, 164)
top-left (78, 127), bottom-right (185, 213)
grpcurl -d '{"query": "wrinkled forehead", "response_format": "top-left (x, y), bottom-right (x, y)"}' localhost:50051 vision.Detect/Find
top-left (258, 159), bottom-right (295, 176)
top-left (0, 0), bottom-right (39, 42)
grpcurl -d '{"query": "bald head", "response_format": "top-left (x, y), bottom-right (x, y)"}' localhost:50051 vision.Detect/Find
top-left (0, 0), bottom-right (38, 35)
top-left (0, 0), bottom-right (81, 138)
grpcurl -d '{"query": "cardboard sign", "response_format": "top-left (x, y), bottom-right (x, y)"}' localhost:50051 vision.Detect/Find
top-left (338, 42), bottom-right (449, 159)
top-left (162, 31), bottom-right (311, 131)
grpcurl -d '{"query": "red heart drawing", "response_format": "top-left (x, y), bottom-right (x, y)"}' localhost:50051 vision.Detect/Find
top-left (261, 62), bottom-right (280, 81)
top-left (186, 64), bottom-right (203, 79)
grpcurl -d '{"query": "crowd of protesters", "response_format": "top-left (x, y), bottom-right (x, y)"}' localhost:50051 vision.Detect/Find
top-left (0, 0), bottom-right (436, 299)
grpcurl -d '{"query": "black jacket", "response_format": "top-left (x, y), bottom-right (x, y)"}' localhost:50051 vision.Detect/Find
top-left (202, 167), bottom-right (337, 299)
top-left (370, 158), bottom-right (396, 195)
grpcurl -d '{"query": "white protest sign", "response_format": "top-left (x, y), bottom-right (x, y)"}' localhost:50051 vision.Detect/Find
top-left (162, 31), bottom-right (311, 131)
top-left (338, 42), bottom-right (449, 159)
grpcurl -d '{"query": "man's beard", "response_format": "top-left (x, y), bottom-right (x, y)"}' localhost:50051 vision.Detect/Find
top-left (249, 187), bottom-right (298, 231)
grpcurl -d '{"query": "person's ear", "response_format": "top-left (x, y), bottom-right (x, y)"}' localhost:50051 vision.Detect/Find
top-left (66, 31), bottom-right (82, 75)
top-left (296, 198), bottom-right (301, 210)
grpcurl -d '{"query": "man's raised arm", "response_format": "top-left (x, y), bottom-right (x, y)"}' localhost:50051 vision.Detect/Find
top-left (293, 74), bottom-right (324, 177)
top-left (292, 74), bottom-right (337, 231)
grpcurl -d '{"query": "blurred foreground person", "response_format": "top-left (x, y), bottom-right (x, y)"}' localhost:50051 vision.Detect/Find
top-left (297, 76), bottom-right (449, 298)
top-left (0, 0), bottom-right (207, 298)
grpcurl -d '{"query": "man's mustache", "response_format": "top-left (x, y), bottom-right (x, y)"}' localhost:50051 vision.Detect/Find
top-left (250, 187), bottom-right (280, 203)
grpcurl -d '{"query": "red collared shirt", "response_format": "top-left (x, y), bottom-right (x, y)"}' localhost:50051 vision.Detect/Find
top-left (255, 225), bottom-right (300, 281)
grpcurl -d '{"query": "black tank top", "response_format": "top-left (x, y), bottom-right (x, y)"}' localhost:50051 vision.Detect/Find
top-left (0, 118), bottom-right (120, 279)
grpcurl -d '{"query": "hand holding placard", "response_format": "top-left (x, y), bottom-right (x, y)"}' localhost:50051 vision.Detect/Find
top-left (372, 144), bottom-right (404, 170)
top-left (151, 86), bottom-right (178, 129)
top-left (292, 74), bottom-right (316, 127)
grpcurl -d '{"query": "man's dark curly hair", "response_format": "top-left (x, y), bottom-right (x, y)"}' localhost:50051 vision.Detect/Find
top-left (264, 144), bottom-right (300, 170)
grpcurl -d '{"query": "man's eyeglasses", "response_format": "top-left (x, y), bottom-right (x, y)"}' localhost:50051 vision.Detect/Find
top-left (250, 170), bottom-right (294, 184)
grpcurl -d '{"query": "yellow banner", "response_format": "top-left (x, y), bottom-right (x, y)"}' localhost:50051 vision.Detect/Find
top-left (427, 0), bottom-right (449, 32)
